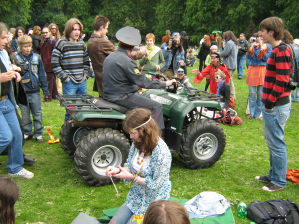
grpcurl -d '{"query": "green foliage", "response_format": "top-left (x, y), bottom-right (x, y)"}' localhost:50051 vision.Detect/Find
top-left (246, 19), bottom-right (256, 37)
top-left (1, 0), bottom-right (299, 46)
top-left (0, 0), bottom-right (32, 27)
top-left (277, 0), bottom-right (299, 37)
top-left (153, 0), bottom-right (186, 39)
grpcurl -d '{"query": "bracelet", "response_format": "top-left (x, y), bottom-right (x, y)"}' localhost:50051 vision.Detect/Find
top-left (130, 174), bottom-right (135, 181)
top-left (134, 176), bottom-right (139, 182)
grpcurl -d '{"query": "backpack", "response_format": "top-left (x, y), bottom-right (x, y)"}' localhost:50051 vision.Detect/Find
top-left (222, 110), bottom-right (242, 126)
top-left (247, 199), bottom-right (299, 224)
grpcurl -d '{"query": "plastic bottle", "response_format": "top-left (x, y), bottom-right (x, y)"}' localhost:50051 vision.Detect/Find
top-left (237, 201), bottom-right (247, 219)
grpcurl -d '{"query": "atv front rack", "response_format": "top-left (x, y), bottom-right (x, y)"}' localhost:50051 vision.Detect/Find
top-left (57, 94), bottom-right (113, 112)
top-left (187, 89), bottom-right (223, 101)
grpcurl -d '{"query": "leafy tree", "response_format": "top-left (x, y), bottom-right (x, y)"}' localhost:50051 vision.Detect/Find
top-left (277, 0), bottom-right (299, 38)
top-left (0, 0), bottom-right (32, 28)
top-left (153, 0), bottom-right (186, 39)
top-left (246, 18), bottom-right (256, 37)
top-left (98, 0), bottom-right (159, 40)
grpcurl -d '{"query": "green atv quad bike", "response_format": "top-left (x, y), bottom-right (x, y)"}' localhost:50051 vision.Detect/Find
top-left (58, 73), bottom-right (226, 186)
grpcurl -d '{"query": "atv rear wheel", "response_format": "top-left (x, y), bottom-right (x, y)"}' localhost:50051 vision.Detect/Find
top-left (180, 119), bottom-right (225, 169)
top-left (60, 121), bottom-right (91, 156)
top-left (74, 128), bottom-right (130, 186)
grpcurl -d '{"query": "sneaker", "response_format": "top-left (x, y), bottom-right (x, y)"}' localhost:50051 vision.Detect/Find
top-left (36, 136), bottom-right (44, 143)
top-left (255, 176), bottom-right (271, 183)
top-left (24, 134), bottom-right (33, 141)
top-left (228, 108), bottom-right (237, 116)
top-left (262, 182), bottom-right (284, 192)
top-left (9, 168), bottom-right (34, 179)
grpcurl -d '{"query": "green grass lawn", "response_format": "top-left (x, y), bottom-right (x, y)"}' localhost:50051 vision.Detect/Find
top-left (1, 60), bottom-right (299, 224)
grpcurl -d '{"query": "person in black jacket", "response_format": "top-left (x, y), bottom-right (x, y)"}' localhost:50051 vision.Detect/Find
top-left (237, 33), bottom-right (248, 79)
top-left (198, 35), bottom-right (211, 72)
top-left (31, 26), bottom-right (42, 54)
top-left (215, 70), bottom-right (230, 110)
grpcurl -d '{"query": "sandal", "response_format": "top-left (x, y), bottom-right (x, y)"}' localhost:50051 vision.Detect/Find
top-left (257, 116), bottom-right (263, 120)
top-left (247, 114), bottom-right (252, 119)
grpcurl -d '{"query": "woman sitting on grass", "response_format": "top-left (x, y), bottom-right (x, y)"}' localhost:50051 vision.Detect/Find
top-left (0, 177), bottom-right (19, 224)
top-left (106, 108), bottom-right (172, 224)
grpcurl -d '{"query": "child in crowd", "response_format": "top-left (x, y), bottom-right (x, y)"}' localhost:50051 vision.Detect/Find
top-left (0, 177), bottom-right (19, 224)
top-left (14, 35), bottom-right (49, 143)
top-left (205, 45), bottom-right (218, 66)
top-left (201, 45), bottom-right (218, 91)
top-left (144, 200), bottom-right (190, 224)
top-left (177, 68), bottom-right (193, 89)
top-left (193, 45), bottom-right (198, 56)
top-left (186, 49), bottom-right (196, 67)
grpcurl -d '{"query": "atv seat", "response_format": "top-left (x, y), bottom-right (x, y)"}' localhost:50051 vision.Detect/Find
top-left (90, 97), bottom-right (129, 114)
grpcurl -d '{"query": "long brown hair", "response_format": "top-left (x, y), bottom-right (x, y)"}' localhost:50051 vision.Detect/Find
top-left (0, 177), bottom-right (19, 224)
top-left (223, 31), bottom-right (239, 45)
top-left (123, 108), bottom-right (160, 155)
top-left (64, 18), bottom-right (83, 41)
top-left (33, 26), bottom-right (41, 35)
top-left (259, 17), bottom-right (284, 41)
top-left (40, 27), bottom-right (52, 46)
top-left (143, 200), bottom-right (190, 224)
top-left (48, 23), bottom-right (61, 41)
top-left (204, 35), bottom-right (211, 47)
top-left (283, 30), bottom-right (293, 44)
top-left (12, 26), bottom-right (25, 39)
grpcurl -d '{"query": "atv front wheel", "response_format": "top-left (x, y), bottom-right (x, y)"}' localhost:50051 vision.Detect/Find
top-left (180, 119), bottom-right (226, 169)
top-left (74, 128), bottom-right (130, 186)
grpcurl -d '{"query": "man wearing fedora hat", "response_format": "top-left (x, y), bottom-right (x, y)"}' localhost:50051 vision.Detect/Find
top-left (102, 26), bottom-right (176, 130)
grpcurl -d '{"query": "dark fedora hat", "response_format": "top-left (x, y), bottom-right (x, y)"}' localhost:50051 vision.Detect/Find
top-left (116, 26), bottom-right (141, 47)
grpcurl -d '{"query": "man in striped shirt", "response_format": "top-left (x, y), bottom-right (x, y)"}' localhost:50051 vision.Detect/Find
top-left (51, 18), bottom-right (90, 120)
top-left (254, 17), bottom-right (292, 192)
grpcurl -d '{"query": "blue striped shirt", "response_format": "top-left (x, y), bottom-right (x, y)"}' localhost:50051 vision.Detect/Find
top-left (51, 38), bottom-right (90, 83)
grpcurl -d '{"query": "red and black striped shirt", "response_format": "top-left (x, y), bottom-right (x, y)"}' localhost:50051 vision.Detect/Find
top-left (262, 42), bottom-right (292, 109)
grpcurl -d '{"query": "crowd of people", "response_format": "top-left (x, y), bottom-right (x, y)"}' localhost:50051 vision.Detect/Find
top-left (0, 15), bottom-right (298, 223)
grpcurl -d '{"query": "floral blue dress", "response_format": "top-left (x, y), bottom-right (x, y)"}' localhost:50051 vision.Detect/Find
top-left (124, 137), bottom-right (172, 215)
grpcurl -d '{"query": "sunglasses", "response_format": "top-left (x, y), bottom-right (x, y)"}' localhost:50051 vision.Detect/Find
top-left (51, 27), bottom-right (57, 30)
top-left (215, 76), bottom-right (221, 79)
top-left (42, 32), bottom-right (48, 34)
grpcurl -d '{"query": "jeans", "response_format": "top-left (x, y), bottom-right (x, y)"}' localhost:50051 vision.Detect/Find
top-left (109, 205), bottom-right (133, 224)
top-left (248, 85), bottom-right (263, 118)
top-left (0, 97), bottom-right (24, 174)
top-left (186, 58), bottom-right (196, 66)
top-left (228, 69), bottom-right (236, 100)
top-left (62, 80), bottom-right (87, 119)
top-left (45, 72), bottom-right (58, 101)
top-left (114, 93), bottom-right (165, 129)
top-left (246, 55), bottom-right (251, 69)
top-left (237, 55), bottom-right (246, 78)
top-left (291, 85), bottom-right (299, 102)
top-left (19, 92), bottom-right (44, 138)
top-left (262, 103), bottom-right (291, 187)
